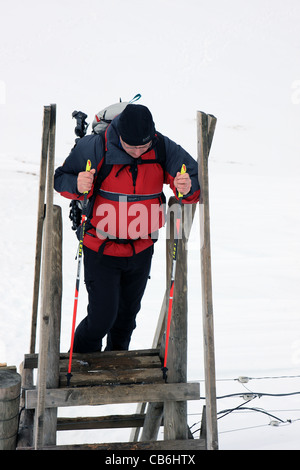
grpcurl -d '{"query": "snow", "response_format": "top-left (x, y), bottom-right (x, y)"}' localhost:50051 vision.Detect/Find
top-left (1, 0), bottom-right (300, 450)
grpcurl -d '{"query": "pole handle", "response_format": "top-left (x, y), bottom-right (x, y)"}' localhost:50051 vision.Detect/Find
top-left (83, 159), bottom-right (92, 195)
top-left (178, 163), bottom-right (187, 199)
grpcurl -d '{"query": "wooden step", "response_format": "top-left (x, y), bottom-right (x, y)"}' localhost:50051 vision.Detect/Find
top-left (23, 349), bottom-right (161, 370)
top-left (18, 438), bottom-right (206, 451)
top-left (59, 367), bottom-right (163, 387)
top-left (57, 413), bottom-right (146, 431)
top-left (25, 382), bottom-right (200, 409)
top-left (25, 348), bottom-right (165, 387)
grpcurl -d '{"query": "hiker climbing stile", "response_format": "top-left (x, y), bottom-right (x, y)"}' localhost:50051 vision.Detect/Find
top-left (54, 104), bottom-right (200, 354)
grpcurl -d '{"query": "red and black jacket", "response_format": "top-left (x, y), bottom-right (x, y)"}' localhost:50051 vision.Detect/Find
top-left (54, 115), bottom-right (200, 256)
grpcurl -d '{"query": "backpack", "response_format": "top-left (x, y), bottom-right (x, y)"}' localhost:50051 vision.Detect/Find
top-left (69, 94), bottom-right (166, 232)
top-left (92, 96), bottom-right (139, 134)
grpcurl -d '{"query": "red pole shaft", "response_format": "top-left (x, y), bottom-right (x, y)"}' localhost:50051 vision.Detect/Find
top-left (66, 160), bottom-right (91, 385)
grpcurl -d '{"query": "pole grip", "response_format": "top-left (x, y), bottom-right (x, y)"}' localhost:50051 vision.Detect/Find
top-left (83, 159), bottom-right (92, 195)
top-left (178, 163), bottom-right (186, 199)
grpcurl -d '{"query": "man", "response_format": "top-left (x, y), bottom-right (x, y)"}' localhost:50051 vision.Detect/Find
top-left (54, 104), bottom-right (200, 353)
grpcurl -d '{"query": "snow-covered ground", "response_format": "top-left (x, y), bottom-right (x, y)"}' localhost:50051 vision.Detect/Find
top-left (1, 0), bottom-right (300, 450)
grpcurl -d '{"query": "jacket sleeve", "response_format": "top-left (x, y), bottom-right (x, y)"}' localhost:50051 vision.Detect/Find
top-left (163, 136), bottom-right (200, 204)
top-left (54, 135), bottom-right (104, 200)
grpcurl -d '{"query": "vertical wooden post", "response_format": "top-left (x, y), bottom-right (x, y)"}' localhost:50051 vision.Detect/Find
top-left (163, 198), bottom-right (188, 441)
top-left (33, 104), bottom-right (61, 449)
top-left (43, 204), bottom-right (62, 445)
top-left (131, 291), bottom-right (167, 442)
top-left (0, 370), bottom-right (21, 450)
top-left (139, 200), bottom-right (196, 443)
top-left (30, 107), bottom-right (51, 355)
top-left (17, 362), bottom-right (35, 448)
top-left (197, 111), bottom-right (218, 450)
top-left (18, 106), bottom-right (59, 449)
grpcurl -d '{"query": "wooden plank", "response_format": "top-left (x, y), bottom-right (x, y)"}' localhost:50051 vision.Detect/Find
top-left (38, 204), bottom-right (63, 447)
top-left (24, 348), bottom-right (161, 370)
top-left (18, 438), bottom-right (206, 451)
top-left (59, 355), bottom-right (161, 373)
top-left (57, 414), bottom-right (146, 431)
top-left (65, 348), bottom-right (160, 359)
top-left (164, 198), bottom-right (189, 441)
top-left (59, 367), bottom-right (164, 387)
top-left (30, 105), bottom-right (51, 354)
top-left (141, 402), bottom-right (163, 441)
top-left (26, 382), bottom-right (200, 409)
top-left (33, 104), bottom-right (57, 450)
top-left (17, 363), bottom-right (34, 448)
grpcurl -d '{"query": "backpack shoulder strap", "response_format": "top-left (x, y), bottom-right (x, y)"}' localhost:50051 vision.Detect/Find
top-left (155, 132), bottom-right (166, 166)
top-left (93, 159), bottom-right (113, 194)
top-left (93, 130), bottom-right (112, 194)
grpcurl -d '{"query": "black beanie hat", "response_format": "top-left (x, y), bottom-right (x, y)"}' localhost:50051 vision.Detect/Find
top-left (118, 104), bottom-right (155, 146)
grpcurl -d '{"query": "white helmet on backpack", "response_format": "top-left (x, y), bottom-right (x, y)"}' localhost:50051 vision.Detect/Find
top-left (92, 94), bottom-right (141, 134)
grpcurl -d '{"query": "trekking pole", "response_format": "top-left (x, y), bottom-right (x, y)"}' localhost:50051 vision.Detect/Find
top-left (161, 163), bottom-right (186, 382)
top-left (66, 159), bottom-right (92, 386)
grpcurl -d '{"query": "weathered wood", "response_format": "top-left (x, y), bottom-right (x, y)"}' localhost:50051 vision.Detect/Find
top-left (30, 106), bottom-right (51, 354)
top-left (17, 363), bottom-right (34, 448)
top-left (61, 353), bottom-right (161, 373)
top-left (19, 106), bottom-right (52, 447)
top-left (18, 438), bottom-right (206, 451)
top-left (164, 400), bottom-right (188, 441)
top-left (57, 414), bottom-right (146, 431)
top-left (26, 382), bottom-right (200, 409)
top-left (19, 193), bottom-right (62, 448)
top-left (151, 290), bottom-right (168, 353)
top-left (130, 201), bottom-right (196, 442)
top-left (24, 348), bottom-right (161, 370)
top-left (59, 367), bottom-right (163, 387)
top-left (163, 198), bottom-right (188, 440)
top-left (197, 110), bottom-right (218, 450)
top-left (47, 205), bottom-right (63, 388)
top-left (58, 348), bottom-right (162, 386)
top-left (140, 402), bottom-right (163, 441)
top-left (33, 104), bottom-right (60, 449)
top-left (128, 297), bottom-right (167, 442)
top-left (0, 370), bottom-right (21, 450)
top-left (43, 204), bottom-right (62, 446)
top-left (200, 405), bottom-right (207, 442)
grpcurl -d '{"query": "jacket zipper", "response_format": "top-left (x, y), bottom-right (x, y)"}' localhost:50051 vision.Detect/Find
top-left (130, 161), bottom-right (138, 194)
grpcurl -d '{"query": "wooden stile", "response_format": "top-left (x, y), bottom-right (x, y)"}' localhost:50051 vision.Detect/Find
top-left (14, 106), bottom-right (218, 451)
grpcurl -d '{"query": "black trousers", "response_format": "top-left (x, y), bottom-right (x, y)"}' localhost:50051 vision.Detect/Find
top-left (73, 245), bottom-right (154, 353)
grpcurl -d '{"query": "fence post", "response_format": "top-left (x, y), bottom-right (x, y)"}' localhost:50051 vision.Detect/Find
top-left (33, 104), bottom-right (61, 449)
top-left (30, 106), bottom-right (51, 355)
top-left (163, 197), bottom-right (188, 440)
top-left (197, 110), bottom-right (218, 450)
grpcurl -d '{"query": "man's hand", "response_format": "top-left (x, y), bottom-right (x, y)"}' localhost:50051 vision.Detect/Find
top-left (77, 168), bottom-right (96, 194)
top-left (174, 171), bottom-right (191, 196)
